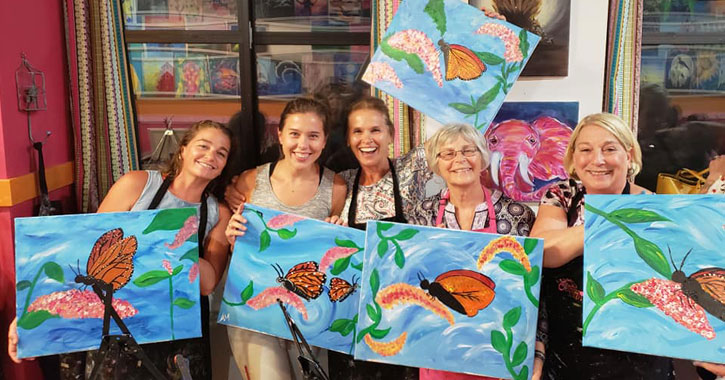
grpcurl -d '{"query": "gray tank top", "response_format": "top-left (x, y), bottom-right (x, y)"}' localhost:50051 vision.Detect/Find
top-left (250, 162), bottom-right (334, 220)
top-left (131, 171), bottom-right (220, 236)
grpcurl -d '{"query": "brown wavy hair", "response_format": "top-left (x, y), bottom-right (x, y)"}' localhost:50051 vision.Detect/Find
top-left (161, 120), bottom-right (235, 199)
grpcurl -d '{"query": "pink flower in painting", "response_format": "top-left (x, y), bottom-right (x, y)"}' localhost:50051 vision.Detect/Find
top-left (475, 23), bottom-right (523, 63)
top-left (166, 215), bottom-right (199, 249)
top-left (387, 30), bottom-right (443, 87)
top-left (163, 260), bottom-right (173, 275)
top-left (267, 214), bottom-right (305, 229)
top-left (188, 262), bottom-right (199, 283)
top-left (481, 8), bottom-right (506, 21)
top-left (319, 246), bottom-right (359, 273)
top-left (631, 278), bottom-right (715, 340)
top-left (182, 61), bottom-right (201, 94)
top-left (28, 289), bottom-right (138, 319)
top-left (246, 286), bottom-right (308, 320)
top-left (363, 62), bottom-right (404, 88)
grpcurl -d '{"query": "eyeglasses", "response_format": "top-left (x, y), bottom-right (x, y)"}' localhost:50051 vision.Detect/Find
top-left (437, 146), bottom-right (479, 160)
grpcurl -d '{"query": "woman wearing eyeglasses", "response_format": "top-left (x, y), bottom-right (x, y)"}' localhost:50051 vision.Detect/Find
top-left (410, 123), bottom-right (535, 380)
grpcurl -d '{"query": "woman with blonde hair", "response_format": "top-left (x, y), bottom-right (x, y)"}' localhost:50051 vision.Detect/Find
top-left (530, 113), bottom-right (672, 380)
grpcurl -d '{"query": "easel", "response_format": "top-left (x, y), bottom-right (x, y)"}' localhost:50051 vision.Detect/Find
top-left (87, 282), bottom-right (166, 380)
top-left (277, 300), bottom-right (330, 380)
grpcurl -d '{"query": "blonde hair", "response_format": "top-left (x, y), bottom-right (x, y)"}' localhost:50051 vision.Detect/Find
top-left (425, 123), bottom-right (489, 176)
top-left (564, 113), bottom-right (642, 181)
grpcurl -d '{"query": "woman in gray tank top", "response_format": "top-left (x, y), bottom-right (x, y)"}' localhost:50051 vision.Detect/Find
top-left (224, 98), bottom-right (347, 380)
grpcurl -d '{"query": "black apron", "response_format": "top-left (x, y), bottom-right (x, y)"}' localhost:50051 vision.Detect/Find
top-left (347, 160), bottom-right (407, 230)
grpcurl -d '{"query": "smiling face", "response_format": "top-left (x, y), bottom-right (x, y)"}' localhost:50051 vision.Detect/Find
top-left (436, 135), bottom-right (483, 188)
top-left (347, 108), bottom-right (393, 169)
top-left (278, 112), bottom-right (326, 169)
top-left (572, 124), bottom-right (633, 194)
top-left (180, 127), bottom-right (231, 181)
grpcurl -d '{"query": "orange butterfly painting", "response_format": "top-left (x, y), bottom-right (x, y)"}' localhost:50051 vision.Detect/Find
top-left (329, 275), bottom-right (359, 303)
top-left (419, 269), bottom-right (496, 317)
top-left (74, 228), bottom-right (138, 291)
top-left (273, 261), bottom-right (326, 301)
top-left (438, 39), bottom-right (486, 81)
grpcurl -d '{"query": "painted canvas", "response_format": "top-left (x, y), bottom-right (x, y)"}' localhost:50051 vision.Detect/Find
top-left (210, 57), bottom-right (240, 96)
top-left (14, 208), bottom-right (202, 358)
top-left (362, 0), bottom-right (540, 132)
top-left (484, 102), bottom-right (578, 202)
top-left (219, 205), bottom-right (366, 354)
top-left (476, 0), bottom-right (571, 77)
top-left (583, 195), bottom-right (725, 364)
top-left (354, 221), bottom-right (543, 379)
top-left (175, 57), bottom-right (210, 97)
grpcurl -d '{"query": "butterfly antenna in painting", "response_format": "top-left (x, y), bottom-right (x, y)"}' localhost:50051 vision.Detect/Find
top-left (678, 248), bottom-right (694, 271)
top-left (668, 246), bottom-right (677, 271)
top-left (272, 263), bottom-right (285, 278)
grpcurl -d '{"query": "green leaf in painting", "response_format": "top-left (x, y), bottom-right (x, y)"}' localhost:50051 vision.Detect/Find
top-left (331, 256), bottom-right (352, 276)
top-left (519, 29), bottom-right (529, 59)
top-left (340, 320), bottom-right (355, 336)
top-left (376, 222), bottom-right (394, 232)
top-left (511, 341), bottom-right (528, 367)
top-left (241, 281), bottom-right (254, 303)
top-left (523, 238), bottom-right (539, 254)
top-left (616, 288), bottom-right (653, 308)
top-left (609, 208), bottom-right (671, 223)
top-left (187, 233), bottom-right (198, 243)
top-left (475, 51), bottom-right (505, 66)
top-left (586, 272), bottom-right (605, 304)
top-left (43, 262), bottom-right (64, 283)
top-left (16, 280), bottom-right (31, 291)
top-left (133, 270), bottom-right (169, 287)
top-left (335, 238), bottom-right (361, 249)
top-left (525, 265), bottom-right (540, 286)
top-left (380, 37), bottom-right (425, 74)
top-left (369, 327), bottom-right (391, 339)
top-left (173, 297), bottom-right (195, 309)
top-left (259, 230), bottom-right (271, 252)
top-left (517, 366), bottom-right (529, 380)
top-left (142, 208), bottom-right (196, 234)
top-left (632, 236), bottom-right (672, 279)
top-left (17, 310), bottom-right (59, 330)
top-left (277, 228), bottom-right (297, 240)
top-left (370, 270), bottom-right (380, 298)
top-left (449, 102), bottom-right (477, 115)
top-left (490, 330), bottom-right (507, 353)
top-left (503, 307), bottom-right (522, 329)
top-left (393, 229), bottom-right (419, 241)
top-left (366, 304), bottom-right (379, 322)
top-left (394, 246), bottom-right (405, 269)
top-left (424, 0), bottom-right (446, 34)
top-left (377, 240), bottom-right (389, 258)
top-left (180, 247), bottom-right (199, 263)
top-left (171, 265), bottom-right (183, 276)
top-left (350, 261), bottom-right (363, 271)
top-left (499, 259), bottom-right (525, 276)
top-left (475, 82), bottom-right (502, 111)
top-left (329, 318), bottom-right (351, 333)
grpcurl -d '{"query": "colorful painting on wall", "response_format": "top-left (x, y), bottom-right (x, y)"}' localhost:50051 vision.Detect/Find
top-left (175, 57), bottom-right (210, 97)
top-left (583, 195), bottom-right (725, 364)
top-left (484, 102), bottom-right (578, 202)
top-left (354, 221), bottom-right (543, 379)
top-left (210, 57), bottom-right (240, 95)
top-left (14, 209), bottom-right (202, 358)
top-left (476, 0), bottom-right (571, 77)
top-left (362, 0), bottom-right (540, 132)
top-left (219, 205), bottom-right (366, 354)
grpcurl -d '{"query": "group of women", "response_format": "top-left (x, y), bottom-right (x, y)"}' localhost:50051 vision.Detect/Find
top-left (8, 91), bottom-right (725, 379)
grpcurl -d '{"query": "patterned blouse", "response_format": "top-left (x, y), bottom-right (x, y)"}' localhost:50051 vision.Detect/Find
top-left (339, 145), bottom-right (432, 224)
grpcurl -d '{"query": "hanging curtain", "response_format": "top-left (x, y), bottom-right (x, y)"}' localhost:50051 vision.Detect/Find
top-left (371, 0), bottom-right (426, 156)
top-left (604, 0), bottom-right (643, 130)
top-left (64, 0), bottom-right (138, 213)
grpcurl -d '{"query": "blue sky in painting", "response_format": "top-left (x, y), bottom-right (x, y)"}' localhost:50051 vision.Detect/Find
top-left (583, 195), bottom-right (725, 363)
top-left (219, 204), bottom-right (366, 354)
top-left (493, 102), bottom-right (579, 128)
top-left (365, 0), bottom-right (540, 132)
top-left (354, 221), bottom-right (543, 378)
top-left (14, 210), bottom-right (201, 358)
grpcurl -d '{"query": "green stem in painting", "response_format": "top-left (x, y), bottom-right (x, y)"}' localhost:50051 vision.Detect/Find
top-left (582, 281), bottom-right (643, 336)
top-left (169, 276), bottom-right (175, 340)
top-left (22, 266), bottom-right (44, 315)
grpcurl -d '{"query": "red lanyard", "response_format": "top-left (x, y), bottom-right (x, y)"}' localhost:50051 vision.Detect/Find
top-left (435, 186), bottom-right (497, 233)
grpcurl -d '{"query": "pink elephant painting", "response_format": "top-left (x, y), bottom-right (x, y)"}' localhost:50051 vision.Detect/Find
top-left (485, 115), bottom-right (573, 202)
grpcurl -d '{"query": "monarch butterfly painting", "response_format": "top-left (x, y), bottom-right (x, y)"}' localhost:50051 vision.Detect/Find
top-left (438, 39), bottom-right (486, 81)
top-left (273, 261), bottom-right (326, 301)
top-left (419, 269), bottom-right (496, 317)
top-left (74, 228), bottom-right (138, 291)
top-left (670, 248), bottom-right (725, 321)
top-left (328, 275), bottom-right (359, 303)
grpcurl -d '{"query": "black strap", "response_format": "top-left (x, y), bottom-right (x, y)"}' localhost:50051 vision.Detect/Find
top-left (270, 160), bottom-right (324, 184)
top-left (348, 159), bottom-right (407, 230)
top-left (567, 181), bottom-right (631, 226)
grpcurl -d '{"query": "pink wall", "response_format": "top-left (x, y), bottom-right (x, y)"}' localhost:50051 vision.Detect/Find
top-left (0, 0), bottom-right (74, 378)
